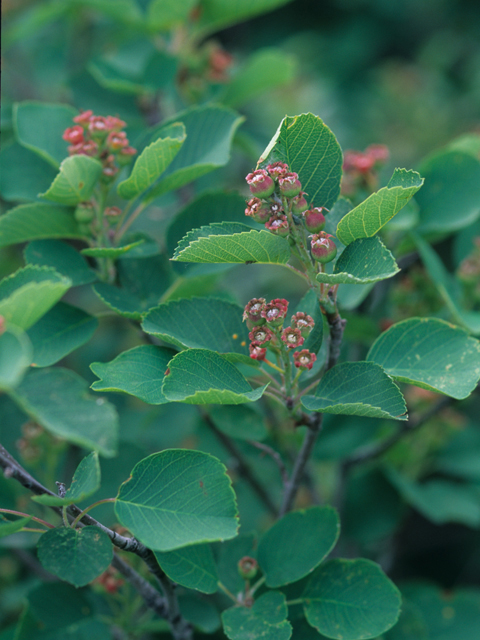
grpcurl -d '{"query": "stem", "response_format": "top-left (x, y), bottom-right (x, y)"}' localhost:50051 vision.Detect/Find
top-left (249, 575), bottom-right (266, 596)
top-left (218, 581), bottom-right (239, 603)
top-left (0, 509), bottom-right (54, 529)
top-left (71, 498), bottom-right (116, 529)
top-left (247, 441), bottom-right (289, 487)
top-left (263, 359), bottom-right (284, 374)
top-left (200, 411), bottom-right (278, 516)
top-left (115, 202), bottom-right (147, 241)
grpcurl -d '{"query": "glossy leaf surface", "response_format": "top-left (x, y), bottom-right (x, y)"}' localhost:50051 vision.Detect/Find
top-left (115, 449), bottom-right (238, 551)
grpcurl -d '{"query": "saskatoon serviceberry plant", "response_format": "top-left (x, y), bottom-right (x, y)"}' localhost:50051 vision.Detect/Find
top-left (2, 104), bottom-right (480, 640)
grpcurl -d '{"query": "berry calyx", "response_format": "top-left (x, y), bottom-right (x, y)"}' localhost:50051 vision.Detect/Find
top-left (281, 326), bottom-right (304, 349)
top-left (245, 198), bottom-right (273, 223)
top-left (246, 169), bottom-right (275, 198)
top-left (304, 207), bottom-right (326, 233)
top-left (238, 556), bottom-right (258, 580)
top-left (265, 213), bottom-right (289, 237)
top-left (291, 312), bottom-right (315, 337)
top-left (243, 298), bottom-right (267, 326)
top-left (261, 298), bottom-right (288, 326)
top-left (293, 349), bottom-right (317, 370)
top-left (249, 342), bottom-right (267, 361)
top-left (310, 232), bottom-right (337, 263)
top-left (291, 192), bottom-right (309, 214)
top-left (248, 326), bottom-right (274, 345)
top-left (74, 202), bottom-right (95, 223)
top-left (278, 172), bottom-right (302, 197)
top-left (266, 162), bottom-right (289, 180)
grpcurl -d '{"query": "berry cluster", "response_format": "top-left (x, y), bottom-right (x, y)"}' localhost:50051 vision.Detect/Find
top-left (94, 566), bottom-right (125, 594)
top-left (245, 162), bottom-right (337, 264)
top-left (63, 110), bottom-right (137, 183)
top-left (243, 298), bottom-right (317, 370)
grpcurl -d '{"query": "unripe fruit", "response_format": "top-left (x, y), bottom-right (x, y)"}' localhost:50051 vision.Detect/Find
top-left (246, 169), bottom-right (275, 198)
top-left (291, 192), bottom-right (308, 214)
top-left (238, 556), bottom-right (258, 580)
top-left (74, 203), bottom-right (95, 223)
top-left (304, 207), bottom-right (326, 233)
top-left (278, 172), bottom-right (302, 197)
top-left (245, 198), bottom-right (272, 223)
top-left (310, 232), bottom-right (337, 263)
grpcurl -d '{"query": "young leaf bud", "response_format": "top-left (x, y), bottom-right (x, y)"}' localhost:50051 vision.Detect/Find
top-left (304, 207), bottom-right (326, 233)
top-left (246, 169), bottom-right (275, 198)
top-left (310, 232), bottom-right (337, 263)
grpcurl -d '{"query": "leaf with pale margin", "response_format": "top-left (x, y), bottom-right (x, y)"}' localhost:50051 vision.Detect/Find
top-left (260, 113), bottom-right (343, 210)
top-left (27, 302), bottom-right (98, 367)
top-left (25, 240), bottom-right (96, 286)
top-left (40, 155), bottom-right (103, 206)
top-left (13, 101), bottom-right (76, 167)
top-left (115, 449), bottom-right (238, 551)
top-left (316, 237), bottom-right (399, 285)
top-left (301, 361), bottom-right (407, 420)
top-left (222, 48), bottom-right (296, 108)
top-left (143, 105), bottom-right (243, 201)
top-left (336, 169), bottom-right (424, 246)
top-left (0, 265), bottom-right (71, 330)
top-left (0, 516), bottom-right (32, 538)
top-left (173, 227), bottom-right (291, 265)
top-left (194, 0), bottom-right (294, 39)
top-left (91, 344), bottom-right (176, 404)
top-left (173, 222), bottom-right (252, 259)
top-left (0, 203), bottom-right (84, 249)
top-left (258, 506), bottom-right (340, 588)
top-left (367, 317), bottom-right (480, 399)
top-left (142, 298), bottom-right (249, 354)
top-left (0, 142), bottom-right (58, 202)
top-left (37, 526), bottom-right (112, 587)
top-left (413, 233), bottom-right (480, 334)
top-left (81, 240), bottom-right (145, 259)
top-left (0, 328), bottom-right (33, 391)
top-left (10, 368), bottom-right (118, 457)
top-left (92, 283), bottom-right (145, 320)
top-left (303, 559), bottom-right (401, 640)
top-left (155, 543), bottom-right (218, 594)
top-left (162, 349), bottom-right (268, 405)
top-left (33, 452), bottom-right (100, 506)
top-left (222, 591), bottom-right (292, 640)
top-left (117, 125), bottom-right (185, 200)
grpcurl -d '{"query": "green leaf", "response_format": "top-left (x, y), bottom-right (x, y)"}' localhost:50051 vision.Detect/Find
top-left (40, 155), bottom-right (103, 206)
top-left (412, 233), bottom-right (480, 334)
top-left (383, 599), bottom-right (429, 640)
top-left (88, 59), bottom-right (145, 95)
top-left (260, 113), bottom-right (343, 210)
top-left (436, 425), bottom-right (480, 482)
top-left (0, 516), bottom-right (31, 538)
top-left (73, 0), bottom-right (144, 25)
top-left (222, 591), bottom-right (292, 640)
top-left (217, 532), bottom-right (257, 594)
top-left (0, 265), bottom-right (71, 330)
top-left (258, 506), bottom-right (340, 588)
top-left (173, 227), bottom-right (291, 265)
top-left (81, 239), bottom-right (145, 259)
top-left (142, 298), bottom-right (249, 354)
top-left (301, 362), bottom-right (407, 420)
top-left (173, 222), bottom-right (252, 258)
top-left (209, 405), bottom-right (268, 441)
top-left (316, 237), bottom-right (399, 285)
top-left (25, 240), bottom-right (96, 286)
top-left (13, 102), bottom-right (77, 167)
top-left (0, 142), bottom-right (58, 202)
top-left (115, 449), bottom-right (238, 551)
top-left (303, 559), bottom-right (401, 640)
top-left (367, 317), bottom-right (480, 399)
top-left (147, 0), bottom-right (197, 30)
top-left (194, 0), bottom-right (294, 38)
top-left (117, 125), bottom-right (185, 200)
top-left (0, 328), bottom-right (33, 391)
top-left (144, 105), bottom-right (244, 201)
top-left (416, 150), bottom-right (480, 233)
top-left (162, 349), bottom-right (268, 405)
top-left (92, 283), bottom-right (144, 320)
top-left (0, 203), bottom-right (84, 249)
top-left (336, 169), bottom-right (424, 246)
top-left (222, 48), bottom-right (296, 108)
top-left (11, 368), bottom-right (118, 457)
top-left (26, 302), bottom-right (97, 367)
top-left (155, 543), bottom-right (219, 594)
top-left (32, 452), bottom-right (101, 507)
top-left (386, 468), bottom-right (480, 527)
top-left (37, 526), bottom-right (112, 587)
top-left (90, 344), bottom-right (176, 404)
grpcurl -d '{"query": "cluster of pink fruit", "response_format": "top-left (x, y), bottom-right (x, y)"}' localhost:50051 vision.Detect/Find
top-left (243, 297), bottom-right (317, 370)
top-left (62, 110), bottom-right (137, 182)
top-left (245, 162), bottom-right (337, 264)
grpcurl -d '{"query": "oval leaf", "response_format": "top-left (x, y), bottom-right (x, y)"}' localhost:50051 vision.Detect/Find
top-left (33, 451), bottom-right (100, 507)
top-left (155, 543), bottom-right (219, 594)
top-left (91, 344), bottom-right (176, 404)
top-left (115, 449), bottom-right (239, 551)
top-left (37, 526), bottom-right (112, 587)
top-left (117, 126), bottom-right (185, 200)
top-left (194, 0), bottom-right (293, 38)
top-left (336, 169), bottom-right (424, 245)
top-left (25, 240), bottom-right (96, 286)
top-left (0, 328), bottom-right (33, 391)
top-left (0, 265), bottom-right (71, 330)
top-left (0, 203), bottom-right (83, 248)
top-left (162, 349), bottom-right (268, 405)
top-left (258, 506), bottom-right (340, 588)
top-left (260, 113), bottom-right (343, 210)
top-left (142, 298), bottom-right (249, 354)
top-left (316, 237), bottom-right (399, 285)
top-left (0, 516), bottom-right (32, 538)
top-left (303, 558), bottom-right (401, 640)
top-left (11, 367), bottom-right (118, 457)
top-left (367, 317), bottom-right (480, 399)
top-left (173, 228), bottom-right (291, 264)
top-left (222, 591), bottom-right (292, 640)
top-left (81, 239), bottom-right (145, 259)
top-left (302, 362), bottom-right (407, 420)
top-left (40, 155), bottom-right (103, 206)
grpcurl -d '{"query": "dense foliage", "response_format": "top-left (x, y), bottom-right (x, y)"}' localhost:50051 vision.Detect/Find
top-left (2, 1), bottom-right (480, 639)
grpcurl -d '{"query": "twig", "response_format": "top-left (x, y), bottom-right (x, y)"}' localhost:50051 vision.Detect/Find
top-left (247, 441), bottom-right (289, 487)
top-left (200, 411), bottom-right (278, 516)
top-left (0, 443), bottom-right (193, 640)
